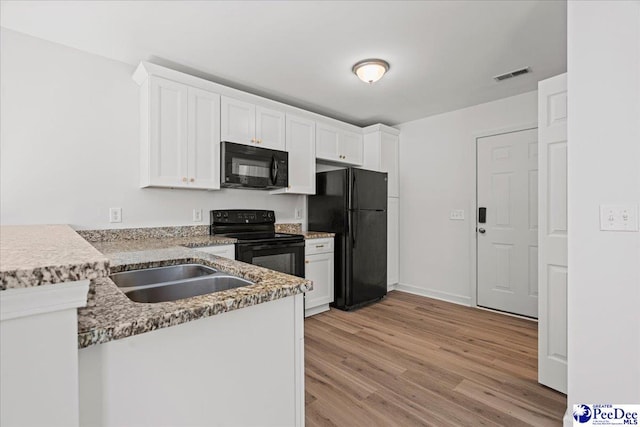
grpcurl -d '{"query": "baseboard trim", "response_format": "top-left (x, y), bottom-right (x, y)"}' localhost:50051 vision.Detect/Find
top-left (387, 283), bottom-right (398, 292)
top-left (395, 283), bottom-right (472, 306)
top-left (305, 304), bottom-right (330, 318)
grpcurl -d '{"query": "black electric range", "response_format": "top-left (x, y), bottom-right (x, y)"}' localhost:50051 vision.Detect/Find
top-left (210, 209), bottom-right (305, 277)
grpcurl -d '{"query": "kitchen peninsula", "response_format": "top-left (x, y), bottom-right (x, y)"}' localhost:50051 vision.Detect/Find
top-left (0, 224), bottom-right (310, 427)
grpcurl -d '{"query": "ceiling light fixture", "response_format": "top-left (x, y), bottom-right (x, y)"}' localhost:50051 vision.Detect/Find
top-left (352, 59), bottom-right (390, 84)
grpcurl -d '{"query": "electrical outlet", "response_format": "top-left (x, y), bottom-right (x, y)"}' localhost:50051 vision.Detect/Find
top-left (600, 204), bottom-right (639, 231)
top-left (449, 209), bottom-right (465, 220)
top-left (109, 207), bottom-right (122, 223)
top-left (193, 208), bottom-right (203, 222)
top-left (295, 208), bottom-right (303, 220)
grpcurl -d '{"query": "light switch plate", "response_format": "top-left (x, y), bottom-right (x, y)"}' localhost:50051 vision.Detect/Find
top-left (450, 209), bottom-right (465, 220)
top-left (600, 204), bottom-right (639, 231)
top-left (295, 208), bottom-right (303, 220)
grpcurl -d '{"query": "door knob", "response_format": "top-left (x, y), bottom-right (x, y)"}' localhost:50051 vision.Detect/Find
top-left (478, 228), bottom-right (486, 234)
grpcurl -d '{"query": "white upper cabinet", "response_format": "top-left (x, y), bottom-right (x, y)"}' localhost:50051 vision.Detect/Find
top-left (316, 122), bottom-right (363, 165)
top-left (221, 96), bottom-right (285, 151)
top-left (188, 87), bottom-right (221, 189)
top-left (141, 76), bottom-right (221, 190)
top-left (363, 124), bottom-right (400, 197)
top-left (221, 97), bottom-right (255, 145)
top-left (256, 106), bottom-right (286, 150)
top-left (147, 76), bottom-right (189, 188)
top-left (272, 114), bottom-right (316, 195)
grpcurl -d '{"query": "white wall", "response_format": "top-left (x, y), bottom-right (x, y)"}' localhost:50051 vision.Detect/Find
top-left (0, 29), bottom-right (304, 230)
top-left (566, 0), bottom-right (640, 416)
top-left (397, 91), bottom-right (537, 304)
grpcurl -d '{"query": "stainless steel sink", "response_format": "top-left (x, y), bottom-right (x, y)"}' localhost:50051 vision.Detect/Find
top-left (111, 264), bottom-right (218, 288)
top-left (124, 275), bottom-right (254, 303)
top-left (110, 263), bottom-right (254, 303)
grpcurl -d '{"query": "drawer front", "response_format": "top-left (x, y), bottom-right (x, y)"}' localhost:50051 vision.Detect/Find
top-left (305, 238), bottom-right (334, 255)
top-left (194, 244), bottom-right (236, 260)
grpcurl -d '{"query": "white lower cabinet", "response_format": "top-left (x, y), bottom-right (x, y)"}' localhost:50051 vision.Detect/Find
top-left (193, 244), bottom-right (235, 260)
top-left (304, 238), bottom-right (334, 317)
top-left (387, 197), bottom-right (399, 289)
top-left (79, 294), bottom-right (305, 427)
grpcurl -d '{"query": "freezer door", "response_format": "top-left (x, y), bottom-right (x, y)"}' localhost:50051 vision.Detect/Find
top-left (308, 169), bottom-right (348, 233)
top-left (348, 209), bottom-right (387, 306)
top-left (349, 168), bottom-right (388, 211)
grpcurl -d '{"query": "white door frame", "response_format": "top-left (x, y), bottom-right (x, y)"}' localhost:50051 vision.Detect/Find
top-left (468, 122), bottom-right (538, 309)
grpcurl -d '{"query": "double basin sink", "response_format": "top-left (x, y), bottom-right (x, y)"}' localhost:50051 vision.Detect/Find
top-left (111, 264), bottom-right (253, 303)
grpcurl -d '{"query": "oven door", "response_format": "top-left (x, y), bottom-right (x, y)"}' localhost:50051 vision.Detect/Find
top-left (236, 241), bottom-right (305, 278)
top-left (221, 141), bottom-right (288, 189)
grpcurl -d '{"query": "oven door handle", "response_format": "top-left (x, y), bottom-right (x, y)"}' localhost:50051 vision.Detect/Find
top-left (237, 242), bottom-right (304, 251)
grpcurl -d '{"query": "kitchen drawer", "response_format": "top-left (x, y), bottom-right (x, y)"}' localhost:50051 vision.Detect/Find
top-left (305, 238), bottom-right (334, 255)
top-left (194, 244), bottom-right (236, 260)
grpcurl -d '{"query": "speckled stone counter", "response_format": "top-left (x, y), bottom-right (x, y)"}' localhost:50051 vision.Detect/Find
top-left (0, 225), bottom-right (110, 290)
top-left (90, 235), bottom-right (237, 254)
top-left (304, 231), bottom-right (335, 239)
top-left (78, 239), bottom-right (312, 349)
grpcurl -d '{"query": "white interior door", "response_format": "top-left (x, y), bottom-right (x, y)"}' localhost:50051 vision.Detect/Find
top-left (477, 128), bottom-right (538, 318)
top-left (538, 73), bottom-right (568, 394)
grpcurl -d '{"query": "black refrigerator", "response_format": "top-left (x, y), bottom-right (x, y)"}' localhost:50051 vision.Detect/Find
top-left (308, 168), bottom-right (387, 310)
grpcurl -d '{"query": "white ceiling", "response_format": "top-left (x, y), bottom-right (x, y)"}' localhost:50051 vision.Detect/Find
top-left (0, 0), bottom-right (566, 127)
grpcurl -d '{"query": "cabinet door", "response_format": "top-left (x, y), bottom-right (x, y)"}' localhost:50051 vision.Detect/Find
top-left (316, 123), bottom-right (340, 162)
top-left (340, 130), bottom-right (364, 165)
top-left (256, 106), bottom-right (285, 150)
top-left (188, 88), bottom-right (220, 190)
top-left (284, 114), bottom-right (315, 194)
top-left (149, 76), bottom-right (189, 187)
top-left (387, 197), bottom-right (399, 287)
top-left (380, 132), bottom-right (399, 197)
top-left (304, 252), bottom-right (334, 310)
top-left (221, 96), bottom-right (255, 145)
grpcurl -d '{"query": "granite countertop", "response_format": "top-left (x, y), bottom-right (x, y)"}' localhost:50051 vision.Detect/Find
top-left (78, 235), bottom-right (312, 349)
top-left (303, 231), bottom-right (335, 239)
top-left (90, 235), bottom-right (237, 254)
top-left (0, 225), bottom-right (110, 290)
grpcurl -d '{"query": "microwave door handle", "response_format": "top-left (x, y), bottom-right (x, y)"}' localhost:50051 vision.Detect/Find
top-left (271, 156), bottom-right (278, 184)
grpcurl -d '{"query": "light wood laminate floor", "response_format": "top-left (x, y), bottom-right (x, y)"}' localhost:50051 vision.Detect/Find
top-left (304, 291), bottom-right (566, 427)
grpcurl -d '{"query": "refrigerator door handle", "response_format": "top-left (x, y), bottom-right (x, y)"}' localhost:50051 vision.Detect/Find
top-left (352, 211), bottom-right (357, 248)
top-left (352, 173), bottom-right (358, 211)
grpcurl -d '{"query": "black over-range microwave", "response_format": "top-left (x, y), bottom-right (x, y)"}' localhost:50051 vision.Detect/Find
top-left (220, 141), bottom-right (288, 190)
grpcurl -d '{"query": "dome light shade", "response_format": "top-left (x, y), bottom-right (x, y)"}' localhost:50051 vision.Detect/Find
top-left (352, 59), bottom-right (390, 84)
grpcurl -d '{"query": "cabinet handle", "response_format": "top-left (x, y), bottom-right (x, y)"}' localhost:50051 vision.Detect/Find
top-left (182, 177), bottom-right (187, 182)
top-left (190, 178), bottom-right (195, 183)
top-left (305, 260), bottom-right (310, 264)
top-left (315, 245), bottom-right (324, 248)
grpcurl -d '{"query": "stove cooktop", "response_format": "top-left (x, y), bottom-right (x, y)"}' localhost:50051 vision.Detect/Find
top-left (210, 209), bottom-right (304, 245)
top-left (225, 232), bottom-right (304, 245)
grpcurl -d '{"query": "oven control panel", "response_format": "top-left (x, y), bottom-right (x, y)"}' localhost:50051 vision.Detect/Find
top-left (210, 209), bottom-right (275, 225)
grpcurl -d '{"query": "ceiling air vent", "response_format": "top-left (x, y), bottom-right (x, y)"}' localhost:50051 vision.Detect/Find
top-left (493, 67), bottom-right (531, 82)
